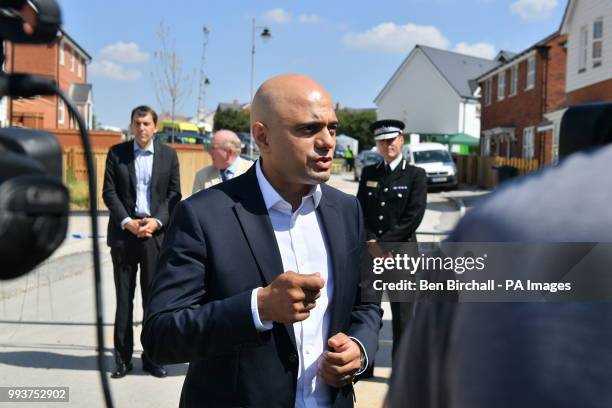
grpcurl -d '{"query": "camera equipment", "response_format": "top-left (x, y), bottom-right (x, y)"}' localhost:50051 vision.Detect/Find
top-left (559, 102), bottom-right (612, 160)
top-left (0, 1), bottom-right (113, 406)
top-left (0, 127), bottom-right (69, 279)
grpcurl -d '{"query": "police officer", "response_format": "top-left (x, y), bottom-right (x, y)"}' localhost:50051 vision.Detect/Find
top-left (357, 119), bottom-right (427, 357)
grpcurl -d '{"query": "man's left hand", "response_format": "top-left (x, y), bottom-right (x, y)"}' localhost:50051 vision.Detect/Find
top-left (318, 332), bottom-right (362, 388)
top-left (138, 218), bottom-right (159, 238)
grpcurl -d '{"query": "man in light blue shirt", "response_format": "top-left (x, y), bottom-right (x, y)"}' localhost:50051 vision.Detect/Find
top-left (103, 105), bottom-right (181, 379)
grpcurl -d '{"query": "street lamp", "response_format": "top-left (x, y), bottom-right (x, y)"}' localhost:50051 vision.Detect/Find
top-left (196, 25), bottom-right (210, 122)
top-left (250, 17), bottom-right (272, 103)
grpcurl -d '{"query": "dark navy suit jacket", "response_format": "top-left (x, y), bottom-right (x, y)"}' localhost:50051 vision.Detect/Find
top-left (102, 140), bottom-right (181, 248)
top-left (142, 166), bottom-right (382, 408)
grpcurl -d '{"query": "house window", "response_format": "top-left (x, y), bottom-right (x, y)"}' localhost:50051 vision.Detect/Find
top-left (59, 45), bottom-right (65, 66)
top-left (509, 65), bottom-right (518, 96)
top-left (593, 18), bottom-right (603, 68)
top-left (579, 26), bottom-right (588, 72)
top-left (522, 127), bottom-right (535, 159)
top-left (484, 78), bottom-right (492, 106)
top-left (526, 55), bottom-right (536, 90)
top-left (497, 71), bottom-right (505, 100)
top-left (70, 50), bottom-right (75, 72)
top-left (58, 99), bottom-right (65, 124)
top-left (482, 134), bottom-right (491, 156)
top-left (77, 60), bottom-right (82, 78)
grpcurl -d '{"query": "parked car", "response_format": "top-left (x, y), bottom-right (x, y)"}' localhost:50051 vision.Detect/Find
top-left (201, 131), bottom-right (212, 150)
top-left (402, 142), bottom-right (458, 189)
top-left (237, 132), bottom-right (260, 159)
top-left (334, 144), bottom-right (347, 158)
top-left (155, 131), bottom-right (205, 145)
top-left (353, 150), bottom-right (383, 181)
top-left (158, 120), bottom-right (200, 134)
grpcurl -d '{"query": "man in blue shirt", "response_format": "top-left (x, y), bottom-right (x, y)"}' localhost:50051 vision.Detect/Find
top-left (102, 105), bottom-right (181, 379)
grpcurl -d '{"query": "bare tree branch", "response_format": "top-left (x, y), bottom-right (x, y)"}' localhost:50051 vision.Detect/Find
top-left (151, 20), bottom-right (194, 133)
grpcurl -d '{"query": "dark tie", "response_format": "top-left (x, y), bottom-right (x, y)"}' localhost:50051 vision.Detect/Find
top-left (220, 169), bottom-right (228, 182)
top-left (385, 164), bottom-right (391, 175)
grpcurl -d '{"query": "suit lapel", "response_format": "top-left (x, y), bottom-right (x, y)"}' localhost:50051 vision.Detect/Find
top-left (233, 203), bottom-right (284, 286)
top-left (127, 143), bottom-right (137, 199)
top-left (231, 168), bottom-right (297, 349)
top-left (149, 142), bottom-right (162, 210)
top-left (317, 186), bottom-right (347, 336)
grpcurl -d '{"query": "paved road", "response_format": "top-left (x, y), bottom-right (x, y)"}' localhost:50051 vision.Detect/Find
top-left (0, 173), bottom-right (481, 407)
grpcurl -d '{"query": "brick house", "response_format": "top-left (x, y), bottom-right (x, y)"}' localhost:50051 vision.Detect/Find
top-left (476, 32), bottom-right (567, 165)
top-left (2, 29), bottom-right (93, 130)
top-left (537, 0), bottom-right (612, 160)
top-left (561, 0), bottom-right (611, 105)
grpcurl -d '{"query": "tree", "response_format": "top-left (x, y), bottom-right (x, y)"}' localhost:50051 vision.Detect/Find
top-left (151, 20), bottom-right (193, 134)
top-left (213, 109), bottom-right (250, 133)
top-left (336, 109), bottom-right (377, 150)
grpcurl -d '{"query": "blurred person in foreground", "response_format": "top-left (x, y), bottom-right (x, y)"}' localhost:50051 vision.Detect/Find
top-left (387, 144), bottom-right (612, 408)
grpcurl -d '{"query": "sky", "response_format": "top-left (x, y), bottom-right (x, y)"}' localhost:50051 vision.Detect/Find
top-left (56, 0), bottom-right (568, 128)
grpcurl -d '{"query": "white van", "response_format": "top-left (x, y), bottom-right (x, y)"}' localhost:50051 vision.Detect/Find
top-left (402, 143), bottom-right (458, 189)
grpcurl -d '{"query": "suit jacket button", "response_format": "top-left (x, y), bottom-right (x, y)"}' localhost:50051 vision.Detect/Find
top-left (288, 353), bottom-right (298, 364)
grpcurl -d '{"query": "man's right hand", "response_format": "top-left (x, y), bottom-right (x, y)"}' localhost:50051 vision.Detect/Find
top-left (257, 272), bottom-right (325, 323)
top-left (124, 219), bottom-right (144, 236)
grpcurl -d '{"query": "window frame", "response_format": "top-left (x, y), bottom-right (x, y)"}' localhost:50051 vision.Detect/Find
top-left (59, 44), bottom-right (65, 66)
top-left (497, 71), bottom-right (506, 101)
top-left (484, 78), bottom-right (492, 106)
top-left (579, 25), bottom-right (588, 73)
top-left (58, 99), bottom-right (65, 124)
top-left (526, 55), bottom-right (536, 90)
top-left (509, 64), bottom-right (518, 97)
top-left (522, 126), bottom-right (535, 160)
top-left (593, 17), bottom-right (603, 68)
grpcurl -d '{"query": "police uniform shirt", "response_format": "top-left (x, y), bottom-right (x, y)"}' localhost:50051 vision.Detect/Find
top-left (357, 155), bottom-right (428, 242)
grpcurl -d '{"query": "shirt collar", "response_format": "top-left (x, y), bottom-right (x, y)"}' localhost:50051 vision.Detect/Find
top-left (255, 159), bottom-right (322, 211)
top-left (224, 156), bottom-right (240, 175)
top-left (385, 154), bottom-right (403, 171)
top-left (133, 139), bottom-right (154, 154)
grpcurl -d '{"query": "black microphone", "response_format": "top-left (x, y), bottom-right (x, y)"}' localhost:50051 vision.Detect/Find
top-left (0, 0), bottom-right (61, 43)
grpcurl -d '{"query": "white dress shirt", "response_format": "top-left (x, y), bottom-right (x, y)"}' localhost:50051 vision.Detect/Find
top-left (251, 160), bottom-right (334, 407)
top-left (386, 154), bottom-right (403, 171)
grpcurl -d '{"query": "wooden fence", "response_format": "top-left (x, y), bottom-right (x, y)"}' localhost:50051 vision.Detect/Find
top-left (455, 155), bottom-right (540, 188)
top-left (63, 145), bottom-right (212, 210)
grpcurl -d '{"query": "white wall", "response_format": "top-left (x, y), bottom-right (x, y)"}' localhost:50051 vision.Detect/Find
top-left (458, 100), bottom-right (481, 138)
top-left (376, 49), bottom-right (461, 134)
top-left (565, 0), bottom-right (612, 92)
